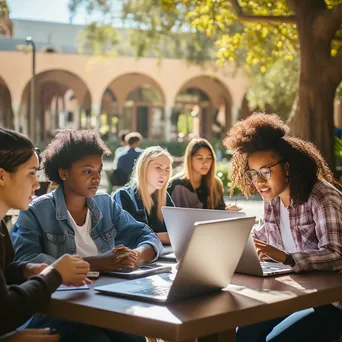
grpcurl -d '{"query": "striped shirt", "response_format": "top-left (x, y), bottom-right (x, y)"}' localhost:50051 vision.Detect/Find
top-left (253, 180), bottom-right (342, 273)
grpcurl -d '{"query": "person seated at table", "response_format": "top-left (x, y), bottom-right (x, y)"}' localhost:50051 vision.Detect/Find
top-left (168, 138), bottom-right (239, 211)
top-left (224, 112), bottom-right (342, 342)
top-left (11, 128), bottom-right (162, 342)
top-left (0, 127), bottom-right (90, 341)
top-left (114, 146), bottom-right (174, 245)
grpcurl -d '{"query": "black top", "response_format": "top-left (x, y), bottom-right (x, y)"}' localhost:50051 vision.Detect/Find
top-left (168, 178), bottom-right (226, 210)
top-left (0, 220), bottom-right (62, 336)
top-left (113, 185), bottom-right (175, 233)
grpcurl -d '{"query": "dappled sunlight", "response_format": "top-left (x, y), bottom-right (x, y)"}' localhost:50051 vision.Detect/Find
top-left (124, 304), bottom-right (182, 323)
top-left (226, 284), bottom-right (297, 304)
top-left (274, 275), bottom-right (317, 292)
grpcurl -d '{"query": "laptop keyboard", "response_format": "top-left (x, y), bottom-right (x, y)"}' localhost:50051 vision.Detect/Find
top-left (261, 261), bottom-right (291, 272)
top-left (132, 284), bottom-right (171, 297)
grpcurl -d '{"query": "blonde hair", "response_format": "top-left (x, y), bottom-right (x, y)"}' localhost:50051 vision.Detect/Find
top-left (172, 138), bottom-right (223, 209)
top-left (131, 146), bottom-right (173, 221)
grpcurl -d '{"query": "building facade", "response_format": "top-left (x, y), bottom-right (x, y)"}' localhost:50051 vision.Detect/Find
top-left (0, 19), bottom-right (250, 143)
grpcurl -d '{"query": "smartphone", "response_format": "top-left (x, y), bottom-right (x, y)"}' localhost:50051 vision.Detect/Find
top-left (87, 271), bottom-right (100, 279)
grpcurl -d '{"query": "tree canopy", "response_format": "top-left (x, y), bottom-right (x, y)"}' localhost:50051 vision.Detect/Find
top-left (69, 0), bottom-right (342, 119)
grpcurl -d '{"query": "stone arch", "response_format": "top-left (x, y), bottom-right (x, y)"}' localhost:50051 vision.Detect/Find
top-left (172, 75), bottom-right (233, 140)
top-left (102, 73), bottom-right (165, 139)
top-left (0, 76), bottom-right (13, 129)
top-left (20, 69), bottom-right (92, 143)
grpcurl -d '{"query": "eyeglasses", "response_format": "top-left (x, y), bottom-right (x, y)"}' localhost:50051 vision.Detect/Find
top-left (245, 160), bottom-right (284, 184)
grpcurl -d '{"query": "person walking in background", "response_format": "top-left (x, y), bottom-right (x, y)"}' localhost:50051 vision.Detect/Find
top-left (0, 128), bottom-right (90, 341)
top-left (113, 131), bottom-right (128, 170)
top-left (224, 112), bottom-right (342, 342)
top-left (168, 138), bottom-right (237, 210)
top-left (114, 146), bottom-right (174, 245)
top-left (114, 132), bottom-right (143, 186)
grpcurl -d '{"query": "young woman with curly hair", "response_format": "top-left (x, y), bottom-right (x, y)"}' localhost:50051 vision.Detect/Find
top-left (10, 129), bottom-right (162, 342)
top-left (224, 112), bottom-right (342, 342)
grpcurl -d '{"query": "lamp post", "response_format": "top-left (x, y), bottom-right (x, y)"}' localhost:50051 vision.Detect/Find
top-left (26, 36), bottom-right (36, 142)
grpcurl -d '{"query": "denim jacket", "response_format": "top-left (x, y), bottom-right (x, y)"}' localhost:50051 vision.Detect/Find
top-left (10, 186), bottom-right (163, 264)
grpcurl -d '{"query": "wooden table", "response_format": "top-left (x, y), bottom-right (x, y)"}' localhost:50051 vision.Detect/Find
top-left (44, 272), bottom-right (342, 342)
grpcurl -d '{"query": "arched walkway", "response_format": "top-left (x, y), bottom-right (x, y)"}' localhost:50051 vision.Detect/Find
top-left (102, 73), bottom-right (165, 139)
top-left (172, 76), bottom-right (232, 140)
top-left (0, 76), bottom-right (13, 129)
top-left (20, 69), bottom-right (92, 143)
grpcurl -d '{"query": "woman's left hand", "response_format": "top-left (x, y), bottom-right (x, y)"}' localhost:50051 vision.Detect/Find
top-left (253, 238), bottom-right (287, 263)
top-left (24, 263), bottom-right (49, 279)
top-left (225, 204), bottom-right (242, 211)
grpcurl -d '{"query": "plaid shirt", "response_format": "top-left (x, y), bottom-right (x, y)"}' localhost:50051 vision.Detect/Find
top-left (253, 180), bottom-right (342, 273)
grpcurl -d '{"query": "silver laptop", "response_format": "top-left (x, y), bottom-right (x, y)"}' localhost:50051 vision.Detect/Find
top-left (161, 207), bottom-right (246, 262)
top-left (95, 216), bottom-right (255, 304)
top-left (162, 206), bottom-right (292, 277)
top-left (235, 235), bottom-right (292, 276)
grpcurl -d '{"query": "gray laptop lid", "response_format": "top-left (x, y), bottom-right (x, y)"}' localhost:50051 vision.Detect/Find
top-left (161, 206), bottom-right (246, 262)
top-left (95, 216), bottom-right (255, 303)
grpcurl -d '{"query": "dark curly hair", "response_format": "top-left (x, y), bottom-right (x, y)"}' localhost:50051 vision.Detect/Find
top-left (41, 129), bottom-right (111, 184)
top-left (223, 113), bottom-right (335, 206)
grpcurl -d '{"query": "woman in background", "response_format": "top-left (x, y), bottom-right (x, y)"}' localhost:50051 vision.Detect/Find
top-left (169, 138), bottom-right (236, 210)
top-left (114, 146), bottom-right (174, 245)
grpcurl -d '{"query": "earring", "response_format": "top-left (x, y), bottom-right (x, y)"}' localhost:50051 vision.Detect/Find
top-left (285, 175), bottom-right (289, 183)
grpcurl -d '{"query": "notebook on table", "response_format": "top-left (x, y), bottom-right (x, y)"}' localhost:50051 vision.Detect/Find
top-left (95, 216), bottom-right (255, 304)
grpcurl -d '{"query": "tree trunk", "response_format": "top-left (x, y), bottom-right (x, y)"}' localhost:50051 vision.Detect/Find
top-left (287, 1), bottom-right (336, 170)
top-left (288, 75), bottom-right (336, 170)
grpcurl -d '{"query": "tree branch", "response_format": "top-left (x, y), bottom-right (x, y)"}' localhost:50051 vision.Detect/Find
top-left (229, 0), bottom-right (296, 24)
top-left (315, 2), bottom-right (342, 42)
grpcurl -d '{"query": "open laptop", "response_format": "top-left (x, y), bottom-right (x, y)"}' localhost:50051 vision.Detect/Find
top-left (162, 206), bottom-right (292, 277)
top-left (235, 235), bottom-right (292, 276)
top-left (161, 207), bottom-right (246, 262)
top-left (95, 216), bottom-right (255, 304)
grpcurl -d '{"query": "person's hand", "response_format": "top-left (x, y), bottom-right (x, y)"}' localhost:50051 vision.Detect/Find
top-left (253, 238), bottom-right (287, 263)
top-left (24, 263), bottom-right (48, 279)
top-left (51, 254), bottom-right (91, 286)
top-left (225, 200), bottom-right (242, 211)
top-left (1, 329), bottom-right (59, 341)
top-left (112, 245), bottom-right (140, 268)
top-left (225, 204), bottom-right (242, 212)
top-left (91, 245), bottom-right (139, 271)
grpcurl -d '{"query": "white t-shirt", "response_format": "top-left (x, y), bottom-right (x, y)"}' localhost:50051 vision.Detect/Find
top-left (67, 209), bottom-right (98, 257)
top-left (279, 200), bottom-right (297, 253)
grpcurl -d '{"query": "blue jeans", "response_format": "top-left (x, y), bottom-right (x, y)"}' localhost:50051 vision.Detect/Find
top-left (237, 305), bottom-right (342, 342)
top-left (25, 314), bottom-right (145, 342)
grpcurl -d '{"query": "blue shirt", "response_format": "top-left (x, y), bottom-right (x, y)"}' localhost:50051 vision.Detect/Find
top-left (117, 148), bottom-right (142, 175)
top-left (10, 186), bottom-right (163, 264)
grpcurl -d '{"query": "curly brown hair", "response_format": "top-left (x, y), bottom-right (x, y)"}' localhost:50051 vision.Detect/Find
top-left (223, 113), bottom-right (335, 206)
top-left (41, 129), bottom-right (111, 184)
